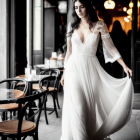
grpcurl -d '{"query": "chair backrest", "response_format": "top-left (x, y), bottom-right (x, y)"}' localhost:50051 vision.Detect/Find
top-left (39, 68), bottom-right (60, 77)
top-left (39, 69), bottom-right (60, 90)
top-left (16, 90), bottom-right (47, 135)
top-left (0, 78), bottom-right (28, 95)
top-left (39, 76), bottom-right (57, 92)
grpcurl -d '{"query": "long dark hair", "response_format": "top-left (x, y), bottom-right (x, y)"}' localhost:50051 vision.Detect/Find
top-left (67, 0), bottom-right (99, 37)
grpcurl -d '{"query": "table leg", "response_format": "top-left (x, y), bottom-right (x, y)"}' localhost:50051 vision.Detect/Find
top-left (2, 112), bottom-right (5, 121)
top-left (26, 82), bottom-right (32, 96)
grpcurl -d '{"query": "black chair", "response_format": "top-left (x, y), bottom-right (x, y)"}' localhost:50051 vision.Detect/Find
top-left (32, 69), bottom-right (60, 104)
top-left (32, 69), bottom-right (60, 107)
top-left (0, 78), bottom-right (28, 121)
top-left (38, 75), bottom-right (60, 124)
top-left (40, 69), bottom-right (60, 109)
top-left (0, 89), bottom-right (47, 140)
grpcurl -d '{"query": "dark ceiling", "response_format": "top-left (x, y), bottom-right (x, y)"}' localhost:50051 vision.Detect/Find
top-left (47, 0), bottom-right (130, 8)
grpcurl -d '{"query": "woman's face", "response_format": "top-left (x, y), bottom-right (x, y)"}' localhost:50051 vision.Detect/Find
top-left (74, 1), bottom-right (87, 19)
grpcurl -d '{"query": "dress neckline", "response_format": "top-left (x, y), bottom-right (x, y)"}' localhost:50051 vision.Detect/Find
top-left (75, 21), bottom-right (98, 45)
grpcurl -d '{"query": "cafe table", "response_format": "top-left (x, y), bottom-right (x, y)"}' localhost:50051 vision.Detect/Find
top-left (35, 64), bottom-right (64, 73)
top-left (0, 89), bottom-right (24, 120)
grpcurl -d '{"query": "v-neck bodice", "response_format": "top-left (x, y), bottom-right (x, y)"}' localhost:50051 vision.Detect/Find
top-left (71, 30), bottom-right (100, 56)
top-left (75, 30), bottom-right (94, 45)
top-left (65, 20), bottom-right (122, 68)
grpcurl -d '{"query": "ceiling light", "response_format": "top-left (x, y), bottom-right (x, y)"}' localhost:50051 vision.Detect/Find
top-left (123, 7), bottom-right (127, 12)
top-left (58, 1), bottom-right (67, 14)
top-left (104, 0), bottom-right (115, 9)
top-left (129, 2), bottom-right (133, 8)
top-left (127, 9), bottom-right (132, 15)
top-left (124, 17), bottom-right (129, 22)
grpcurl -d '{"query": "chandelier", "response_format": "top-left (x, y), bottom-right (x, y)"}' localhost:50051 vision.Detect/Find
top-left (104, 0), bottom-right (115, 9)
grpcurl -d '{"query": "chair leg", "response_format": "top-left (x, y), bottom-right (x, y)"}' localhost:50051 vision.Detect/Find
top-left (1, 112), bottom-right (5, 121)
top-left (44, 98), bottom-right (49, 125)
top-left (13, 111), bottom-right (16, 116)
top-left (35, 131), bottom-right (39, 140)
top-left (58, 80), bottom-right (61, 92)
top-left (55, 91), bottom-right (60, 109)
top-left (2, 112), bottom-right (7, 121)
top-left (17, 136), bottom-right (21, 140)
top-left (32, 131), bottom-right (39, 140)
top-left (22, 136), bottom-right (28, 140)
top-left (10, 111), bottom-right (13, 120)
top-left (52, 93), bottom-right (58, 118)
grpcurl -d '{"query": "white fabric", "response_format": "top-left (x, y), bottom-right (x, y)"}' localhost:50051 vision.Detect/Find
top-left (95, 21), bottom-right (122, 63)
top-left (64, 23), bottom-right (72, 68)
top-left (61, 20), bottom-right (134, 140)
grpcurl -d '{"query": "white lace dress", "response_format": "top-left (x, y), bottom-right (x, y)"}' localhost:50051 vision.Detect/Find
top-left (60, 20), bottom-right (134, 140)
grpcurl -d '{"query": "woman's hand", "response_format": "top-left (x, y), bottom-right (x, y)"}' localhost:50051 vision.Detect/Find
top-left (61, 72), bottom-right (65, 86)
top-left (117, 58), bottom-right (132, 77)
top-left (123, 66), bottom-right (132, 77)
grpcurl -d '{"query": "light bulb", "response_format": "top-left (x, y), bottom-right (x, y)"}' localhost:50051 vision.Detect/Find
top-left (129, 2), bottom-right (133, 8)
top-left (104, 0), bottom-right (115, 9)
top-left (127, 9), bottom-right (132, 15)
top-left (123, 7), bottom-right (127, 12)
top-left (124, 17), bottom-right (129, 22)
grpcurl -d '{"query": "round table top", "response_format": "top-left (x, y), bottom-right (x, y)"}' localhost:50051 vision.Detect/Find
top-left (36, 64), bottom-right (64, 69)
top-left (0, 89), bottom-right (24, 102)
top-left (15, 75), bottom-right (25, 78)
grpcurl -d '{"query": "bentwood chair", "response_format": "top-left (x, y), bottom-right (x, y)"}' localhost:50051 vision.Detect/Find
top-left (37, 75), bottom-right (60, 124)
top-left (0, 89), bottom-right (47, 140)
top-left (32, 69), bottom-right (60, 108)
top-left (0, 78), bottom-right (28, 121)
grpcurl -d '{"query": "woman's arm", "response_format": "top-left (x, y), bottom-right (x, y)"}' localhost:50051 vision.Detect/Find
top-left (117, 58), bottom-right (132, 77)
top-left (96, 20), bottom-right (132, 77)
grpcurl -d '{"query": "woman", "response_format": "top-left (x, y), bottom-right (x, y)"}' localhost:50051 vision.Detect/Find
top-left (60, 0), bottom-right (133, 140)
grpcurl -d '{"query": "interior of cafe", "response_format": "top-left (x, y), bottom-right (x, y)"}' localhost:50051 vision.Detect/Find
top-left (0, 0), bottom-right (140, 140)
top-left (0, 0), bottom-right (140, 91)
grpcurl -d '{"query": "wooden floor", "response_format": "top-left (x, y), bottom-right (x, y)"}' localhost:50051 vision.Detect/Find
top-left (0, 92), bottom-right (140, 140)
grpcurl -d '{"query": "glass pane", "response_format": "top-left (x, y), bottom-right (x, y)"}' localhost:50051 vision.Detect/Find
top-left (33, 0), bottom-right (41, 50)
top-left (0, 0), bottom-right (8, 87)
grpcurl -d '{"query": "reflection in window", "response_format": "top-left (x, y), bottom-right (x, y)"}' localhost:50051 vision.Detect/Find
top-left (0, 0), bottom-right (8, 85)
top-left (33, 0), bottom-right (41, 50)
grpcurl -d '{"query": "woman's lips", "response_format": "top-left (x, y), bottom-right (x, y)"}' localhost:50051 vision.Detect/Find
top-left (78, 14), bottom-right (82, 16)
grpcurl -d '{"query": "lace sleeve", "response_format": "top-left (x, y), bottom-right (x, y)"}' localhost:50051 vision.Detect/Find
top-left (96, 21), bottom-right (122, 63)
top-left (64, 23), bottom-right (72, 68)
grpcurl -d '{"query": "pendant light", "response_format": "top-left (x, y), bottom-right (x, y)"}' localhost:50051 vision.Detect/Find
top-left (104, 0), bottom-right (115, 9)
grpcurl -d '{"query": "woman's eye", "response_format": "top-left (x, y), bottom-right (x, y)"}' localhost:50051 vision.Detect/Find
top-left (81, 5), bottom-right (85, 8)
top-left (75, 7), bottom-right (78, 9)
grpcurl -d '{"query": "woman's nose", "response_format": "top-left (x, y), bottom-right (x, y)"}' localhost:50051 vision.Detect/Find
top-left (78, 7), bottom-right (81, 12)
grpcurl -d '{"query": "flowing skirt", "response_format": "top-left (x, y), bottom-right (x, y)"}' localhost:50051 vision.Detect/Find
top-left (60, 54), bottom-right (134, 140)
